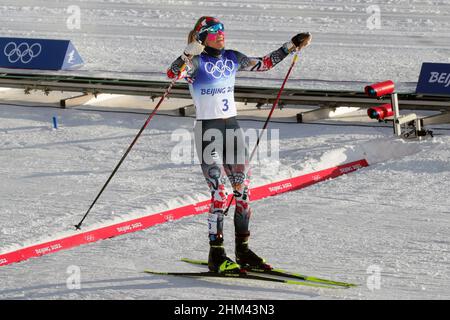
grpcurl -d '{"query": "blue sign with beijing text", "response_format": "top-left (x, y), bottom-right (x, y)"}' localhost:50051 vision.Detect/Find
top-left (416, 62), bottom-right (450, 96)
top-left (0, 37), bottom-right (83, 70)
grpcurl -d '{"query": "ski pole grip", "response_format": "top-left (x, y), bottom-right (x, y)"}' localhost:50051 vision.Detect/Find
top-left (177, 63), bottom-right (187, 80)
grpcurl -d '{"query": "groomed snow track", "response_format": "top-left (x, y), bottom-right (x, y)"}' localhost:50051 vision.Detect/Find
top-left (0, 159), bottom-right (368, 268)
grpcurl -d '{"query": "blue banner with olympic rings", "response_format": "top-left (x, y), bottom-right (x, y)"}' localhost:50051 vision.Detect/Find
top-left (0, 37), bottom-right (83, 70)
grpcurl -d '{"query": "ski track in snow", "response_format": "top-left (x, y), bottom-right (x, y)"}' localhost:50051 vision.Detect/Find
top-left (0, 105), bottom-right (449, 300)
top-left (0, 0), bottom-right (450, 300)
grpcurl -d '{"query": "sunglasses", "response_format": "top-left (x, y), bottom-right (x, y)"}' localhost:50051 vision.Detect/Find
top-left (199, 23), bottom-right (225, 34)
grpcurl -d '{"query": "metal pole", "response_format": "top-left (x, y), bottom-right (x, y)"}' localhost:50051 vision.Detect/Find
top-left (224, 52), bottom-right (301, 215)
top-left (391, 92), bottom-right (401, 136)
top-left (75, 65), bottom-right (186, 230)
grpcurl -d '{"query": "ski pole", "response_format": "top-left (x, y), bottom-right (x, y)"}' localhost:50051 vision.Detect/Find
top-left (75, 64), bottom-right (187, 230)
top-left (224, 51), bottom-right (301, 215)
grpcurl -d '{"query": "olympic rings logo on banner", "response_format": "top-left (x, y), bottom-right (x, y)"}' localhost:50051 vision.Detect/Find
top-left (3, 42), bottom-right (42, 64)
top-left (204, 59), bottom-right (235, 79)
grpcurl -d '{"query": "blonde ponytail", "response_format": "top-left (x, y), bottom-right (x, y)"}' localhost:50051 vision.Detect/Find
top-left (187, 29), bottom-right (197, 44)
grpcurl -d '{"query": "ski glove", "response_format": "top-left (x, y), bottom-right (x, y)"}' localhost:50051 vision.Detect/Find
top-left (284, 32), bottom-right (312, 53)
top-left (181, 41), bottom-right (205, 62)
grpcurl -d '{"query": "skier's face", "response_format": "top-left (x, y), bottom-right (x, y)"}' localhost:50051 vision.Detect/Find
top-left (205, 30), bottom-right (225, 49)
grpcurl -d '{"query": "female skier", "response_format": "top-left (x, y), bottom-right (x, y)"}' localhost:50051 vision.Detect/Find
top-left (167, 16), bottom-right (311, 273)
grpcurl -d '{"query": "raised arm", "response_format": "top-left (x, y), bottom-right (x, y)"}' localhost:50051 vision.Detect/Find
top-left (233, 33), bottom-right (312, 72)
top-left (167, 41), bottom-right (205, 79)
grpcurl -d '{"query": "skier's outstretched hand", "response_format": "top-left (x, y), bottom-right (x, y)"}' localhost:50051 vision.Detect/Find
top-left (291, 32), bottom-right (312, 50)
top-left (182, 40), bottom-right (205, 62)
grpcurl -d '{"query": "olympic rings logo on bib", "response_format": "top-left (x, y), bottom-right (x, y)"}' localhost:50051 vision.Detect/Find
top-left (4, 42), bottom-right (42, 64)
top-left (204, 59), bottom-right (235, 79)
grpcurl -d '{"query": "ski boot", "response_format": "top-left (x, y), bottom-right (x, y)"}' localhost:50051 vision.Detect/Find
top-left (235, 239), bottom-right (272, 271)
top-left (208, 241), bottom-right (241, 274)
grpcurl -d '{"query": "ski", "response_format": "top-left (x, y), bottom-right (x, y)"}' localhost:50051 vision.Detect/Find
top-left (143, 269), bottom-right (337, 289)
top-left (180, 258), bottom-right (357, 288)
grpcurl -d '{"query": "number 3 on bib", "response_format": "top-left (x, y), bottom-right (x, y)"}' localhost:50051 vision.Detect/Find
top-left (222, 99), bottom-right (229, 111)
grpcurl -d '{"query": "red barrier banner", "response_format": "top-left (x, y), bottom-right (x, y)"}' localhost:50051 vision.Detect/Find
top-left (0, 159), bottom-right (368, 267)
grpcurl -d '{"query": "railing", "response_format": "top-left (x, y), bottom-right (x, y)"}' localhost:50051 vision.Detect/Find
top-left (0, 72), bottom-right (449, 111)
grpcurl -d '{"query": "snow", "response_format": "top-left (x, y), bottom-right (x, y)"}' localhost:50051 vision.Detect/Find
top-left (2, 0), bottom-right (450, 90)
top-left (0, 0), bottom-right (450, 300)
